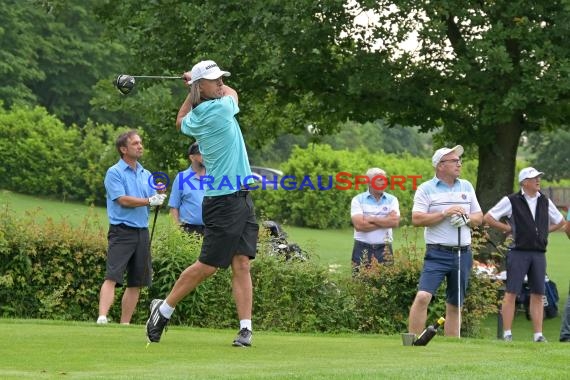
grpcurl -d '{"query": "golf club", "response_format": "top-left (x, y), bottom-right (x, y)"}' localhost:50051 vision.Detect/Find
top-left (149, 204), bottom-right (160, 248)
top-left (457, 225), bottom-right (462, 339)
top-left (455, 213), bottom-right (470, 339)
top-left (114, 74), bottom-right (184, 95)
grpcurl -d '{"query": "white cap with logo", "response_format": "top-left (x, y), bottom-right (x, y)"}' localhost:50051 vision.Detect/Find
top-left (189, 60), bottom-right (230, 84)
top-left (431, 145), bottom-right (464, 167)
top-left (518, 167), bottom-right (544, 183)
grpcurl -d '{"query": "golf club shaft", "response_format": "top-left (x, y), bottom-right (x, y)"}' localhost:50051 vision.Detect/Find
top-left (129, 75), bottom-right (182, 79)
top-left (457, 226), bottom-right (461, 339)
top-left (149, 205), bottom-right (160, 248)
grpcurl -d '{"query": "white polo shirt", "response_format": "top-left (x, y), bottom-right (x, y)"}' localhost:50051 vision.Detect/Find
top-left (412, 176), bottom-right (481, 246)
top-left (351, 191), bottom-right (400, 244)
top-left (487, 190), bottom-right (563, 224)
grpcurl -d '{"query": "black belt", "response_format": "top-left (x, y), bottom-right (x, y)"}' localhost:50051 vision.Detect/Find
top-left (355, 240), bottom-right (390, 250)
top-left (113, 223), bottom-right (148, 230)
top-left (181, 223), bottom-right (205, 232)
top-left (208, 190), bottom-right (250, 198)
top-left (427, 244), bottom-right (470, 253)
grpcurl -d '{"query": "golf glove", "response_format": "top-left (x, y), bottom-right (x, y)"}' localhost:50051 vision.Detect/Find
top-left (450, 213), bottom-right (470, 228)
top-left (148, 193), bottom-right (166, 206)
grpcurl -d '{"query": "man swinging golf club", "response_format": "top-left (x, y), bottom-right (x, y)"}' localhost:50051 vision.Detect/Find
top-left (408, 145), bottom-right (483, 338)
top-left (145, 60), bottom-right (259, 347)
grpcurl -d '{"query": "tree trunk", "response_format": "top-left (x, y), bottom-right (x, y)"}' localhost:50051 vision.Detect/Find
top-left (476, 122), bottom-right (522, 212)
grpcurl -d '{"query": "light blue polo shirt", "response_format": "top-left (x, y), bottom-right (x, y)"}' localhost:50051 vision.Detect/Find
top-left (350, 191), bottom-right (400, 244)
top-left (180, 96), bottom-right (253, 196)
top-left (105, 159), bottom-right (155, 228)
top-left (168, 167), bottom-right (205, 225)
top-left (412, 176), bottom-right (481, 245)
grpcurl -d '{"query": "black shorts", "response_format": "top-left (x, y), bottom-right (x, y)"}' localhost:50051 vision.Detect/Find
top-left (200, 191), bottom-right (259, 269)
top-left (505, 249), bottom-right (546, 295)
top-left (105, 224), bottom-right (152, 287)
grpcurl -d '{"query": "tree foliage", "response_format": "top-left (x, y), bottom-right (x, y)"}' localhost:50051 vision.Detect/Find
top-left (356, 1), bottom-right (570, 207)
top-left (90, 0), bottom-right (369, 168)
top-left (0, 0), bottom-right (127, 126)
top-left (249, 119), bottom-right (432, 166)
top-left (526, 129), bottom-right (570, 182)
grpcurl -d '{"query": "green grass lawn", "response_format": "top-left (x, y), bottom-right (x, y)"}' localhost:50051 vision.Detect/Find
top-left (1, 189), bottom-right (568, 342)
top-left (1, 319), bottom-right (569, 380)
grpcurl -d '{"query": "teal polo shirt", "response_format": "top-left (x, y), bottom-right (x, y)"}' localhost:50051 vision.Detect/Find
top-left (180, 96), bottom-right (253, 196)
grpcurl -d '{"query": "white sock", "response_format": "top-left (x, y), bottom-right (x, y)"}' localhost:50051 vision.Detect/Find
top-left (240, 319), bottom-right (252, 331)
top-left (159, 302), bottom-right (175, 319)
top-left (503, 330), bottom-right (512, 338)
top-left (534, 332), bottom-right (543, 341)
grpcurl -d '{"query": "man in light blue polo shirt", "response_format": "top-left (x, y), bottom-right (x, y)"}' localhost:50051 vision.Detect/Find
top-left (97, 130), bottom-right (166, 325)
top-left (350, 167), bottom-right (400, 273)
top-left (168, 142), bottom-right (205, 235)
top-left (408, 145), bottom-right (483, 338)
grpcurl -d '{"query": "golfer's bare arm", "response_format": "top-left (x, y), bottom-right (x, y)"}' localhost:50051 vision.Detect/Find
top-left (483, 213), bottom-right (511, 233)
top-left (170, 208), bottom-right (180, 224)
top-left (468, 211), bottom-right (484, 226)
top-left (412, 210), bottom-right (447, 227)
top-left (176, 85), bottom-right (238, 130)
top-left (352, 212), bottom-right (399, 232)
top-left (413, 209), bottom-right (482, 227)
top-left (351, 214), bottom-right (375, 232)
top-left (549, 219), bottom-right (566, 233)
top-left (116, 195), bottom-right (149, 207)
top-left (176, 93), bottom-right (192, 130)
top-left (221, 85), bottom-right (238, 104)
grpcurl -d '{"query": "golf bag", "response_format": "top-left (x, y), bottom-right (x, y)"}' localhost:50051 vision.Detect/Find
top-left (518, 278), bottom-right (559, 320)
top-left (261, 221), bottom-right (308, 261)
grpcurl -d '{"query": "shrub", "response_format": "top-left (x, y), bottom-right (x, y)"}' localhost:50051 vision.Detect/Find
top-left (0, 207), bottom-right (107, 320)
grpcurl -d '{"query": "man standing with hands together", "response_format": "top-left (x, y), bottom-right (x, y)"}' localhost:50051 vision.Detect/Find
top-left (408, 145), bottom-right (483, 338)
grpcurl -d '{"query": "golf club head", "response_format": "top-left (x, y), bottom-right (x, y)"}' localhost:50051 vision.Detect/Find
top-left (115, 74), bottom-right (135, 95)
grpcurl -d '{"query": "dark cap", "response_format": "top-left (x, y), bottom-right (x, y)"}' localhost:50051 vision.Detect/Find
top-left (188, 142), bottom-right (200, 156)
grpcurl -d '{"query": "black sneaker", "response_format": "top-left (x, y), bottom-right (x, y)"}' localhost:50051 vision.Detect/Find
top-left (146, 299), bottom-right (169, 343)
top-left (232, 328), bottom-right (253, 347)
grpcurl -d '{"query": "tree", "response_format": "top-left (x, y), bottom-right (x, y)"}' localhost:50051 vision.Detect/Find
top-left (526, 129), bottom-right (570, 182)
top-left (0, 0), bottom-right (127, 126)
top-left (357, 1), bottom-right (570, 208)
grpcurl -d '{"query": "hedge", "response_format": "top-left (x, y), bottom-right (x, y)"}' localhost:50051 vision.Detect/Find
top-left (0, 209), bottom-right (499, 337)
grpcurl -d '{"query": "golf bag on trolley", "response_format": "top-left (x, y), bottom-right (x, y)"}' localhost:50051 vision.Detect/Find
top-left (260, 221), bottom-right (308, 261)
top-left (517, 276), bottom-right (559, 320)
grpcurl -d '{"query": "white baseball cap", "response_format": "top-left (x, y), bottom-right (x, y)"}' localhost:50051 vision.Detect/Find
top-left (431, 145), bottom-right (464, 167)
top-left (189, 60), bottom-right (230, 84)
top-left (518, 167), bottom-right (544, 183)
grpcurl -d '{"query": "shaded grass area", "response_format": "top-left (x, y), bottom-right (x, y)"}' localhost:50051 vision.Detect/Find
top-left (1, 319), bottom-right (569, 380)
